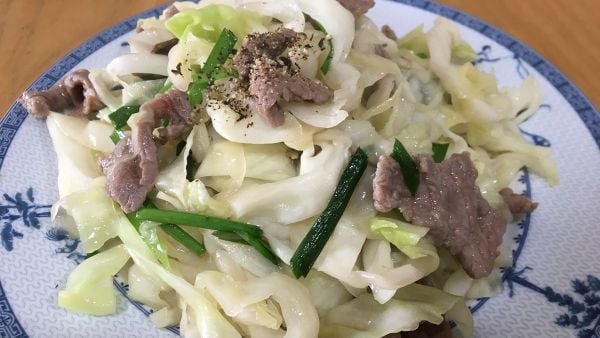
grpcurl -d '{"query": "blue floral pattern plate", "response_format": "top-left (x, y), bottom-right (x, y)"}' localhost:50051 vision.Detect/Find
top-left (1, 1), bottom-right (599, 337)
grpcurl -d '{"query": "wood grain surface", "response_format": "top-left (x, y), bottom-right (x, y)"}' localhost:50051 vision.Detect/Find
top-left (0, 0), bottom-right (598, 116)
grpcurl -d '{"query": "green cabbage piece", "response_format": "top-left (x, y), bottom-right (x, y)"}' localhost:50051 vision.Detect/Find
top-left (58, 244), bottom-right (130, 315)
top-left (61, 177), bottom-right (119, 253)
top-left (368, 217), bottom-right (430, 259)
top-left (324, 283), bottom-right (461, 336)
top-left (139, 221), bottom-right (171, 269)
top-left (165, 4), bottom-right (267, 42)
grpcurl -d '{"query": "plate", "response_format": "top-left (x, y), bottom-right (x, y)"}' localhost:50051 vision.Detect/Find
top-left (1, 1), bottom-right (599, 337)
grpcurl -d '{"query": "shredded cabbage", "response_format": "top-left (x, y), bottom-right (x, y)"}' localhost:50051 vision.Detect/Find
top-left (58, 244), bottom-right (130, 315)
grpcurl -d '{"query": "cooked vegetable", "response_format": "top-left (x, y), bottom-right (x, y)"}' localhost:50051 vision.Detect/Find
top-left (160, 223), bottom-right (206, 255)
top-left (391, 139), bottom-right (419, 195)
top-left (188, 28), bottom-right (237, 107)
top-left (432, 142), bottom-right (449, 163)
top-left (108, 105), bottom-right (140, 129)
top-left (212, 230), bottom-right (247, 244)
top-left (309, 17), bottom-right (334, 75)
top-left (290, 148), bottom-right (368, 278)
top-left (135, 208), bottom-right (263, 237)
top-left (235, 230), bottom-right (278, 265)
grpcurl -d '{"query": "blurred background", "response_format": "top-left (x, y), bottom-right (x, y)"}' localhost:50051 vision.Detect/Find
top-left (0, 0), bottom-right (598, 114)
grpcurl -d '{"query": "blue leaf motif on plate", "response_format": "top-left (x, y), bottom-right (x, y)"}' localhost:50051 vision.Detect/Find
top-left (0, 188), bottom-right (51, 251)
top-left (504, 267), bottom-right (600, 337)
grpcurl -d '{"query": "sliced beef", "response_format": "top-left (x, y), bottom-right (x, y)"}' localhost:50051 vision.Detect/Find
top-left (249, 59), bottom-right (332, 127)
top-left (19, 69), bottom-right (104, 118)
top-left (151, 38), bottom-right (179, 55)
top-left (500, 188), bottom-right (538, 219)
top-left (100, 88), bottom-right (192, 212)
top-left (382, 24), bottom-right (398, 40)
top-left (140, 87), bottom-right (193, 141)
top-left (233, 29), bottom-right (333, 127)
top-left (100, 122), bottom-right (158, 213)
top-left (386, 320), bottom-right (453, 338)
top-left (233, 28), bottom-right (298, 80)
top-left (373, 153), bottom-right (507, 279)
top-left (337, 0), bottom-right (375, 16)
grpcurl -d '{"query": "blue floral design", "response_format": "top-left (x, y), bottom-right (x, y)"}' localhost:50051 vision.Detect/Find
top-left (503, 267), bottom-right (600, 338)
top-left (0, 188), bottom-right (51, 251)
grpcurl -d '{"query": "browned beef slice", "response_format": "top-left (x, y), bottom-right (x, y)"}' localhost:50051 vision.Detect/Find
top-left (382, 24), bottom-right (398, 40)
top-left (337, 0), bottom-right (375, 16)
top-left (233, 28), bottom-right (298, 79)
top-left (141, 88), bottom-right (193, 140)
top-left (19, 69), bottom-right (104, 118)
top-left (500, 187), bottom-right (538, 219)
top-left (249, 59), bottom-right (332, 127)
top-left (100, 88), bottom-right (191, 212)
top-left (373, 153), bottom-right (507, 279)
top-left (387, 320), bottom-right (453, 338)
top-left (373, 155), bottom-right (412, 213)
top-left (100, 122), bottom-right (158, 213)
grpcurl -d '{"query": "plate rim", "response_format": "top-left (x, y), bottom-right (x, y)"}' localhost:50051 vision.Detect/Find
top-left (0, 1), bottom-right (598, 337)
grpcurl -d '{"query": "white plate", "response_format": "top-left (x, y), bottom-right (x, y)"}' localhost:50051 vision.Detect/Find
top-left (1, 1), bottom-right (599, 337)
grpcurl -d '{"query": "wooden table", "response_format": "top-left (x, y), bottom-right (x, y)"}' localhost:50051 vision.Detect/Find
top-left (1, 0), bottom-right (598, 116)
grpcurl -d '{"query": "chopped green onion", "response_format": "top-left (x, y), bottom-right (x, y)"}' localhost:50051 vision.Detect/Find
top-left (108, 105), bottom-right (140, 129)
top-left (290, 148), bottom-right (368, 278)
top-left (212, 230), bottom-right (248, 244)
top-left (391, 139), bottom-right (419, 196)
top-left (109, 129), bottom-right (127, 144)
top-left (310, 18), bottom-right (333, 75)
top-left (159, 81), bottom-right (173, 94)
top-left (188, 74), bottom-right (210, 108)
top-left (432, 143), bottom-right (449, 163)
top-left (160, 223), bottom-right (205, 255)
top-left (160, 118), bottom-right (170, 128)
top-left (188, 28), bottom-right (237, 107)
top-left (135, 208), bottom-right (263, 238)
top-left (202, 29), bottom-right (237, 75)
top-left (235, 231), bottom-right (278, 265)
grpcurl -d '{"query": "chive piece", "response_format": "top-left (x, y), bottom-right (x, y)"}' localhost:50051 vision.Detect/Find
top-left (135, 208), bottom-right (263, 237)
top-left (212, 230), bottom-right (248, 244)
top-left (109, 129), bottom-right (127, 144)
top-left (289, 148), bottom-right (368, 278)
top-left (391, 139), bottom-right (420, 196)
top-left (159, 81), bottom-right (173, 94)
top-left (108, 105), bottom-right (141, 129)
top-left (188, 28), bottom-right (237, 107)
top-left (235, 231), bottom-right (279, 265)
top-left (188, 73), bottom-right (210, 108)
top-left (432, 143), bottom-right (449, 163)
top-left (126, 212), bottom-right (141, 232)
top-left (160, 223), bottom-right (205, 255)
top-left (160, 118), bottom-right (170, 128)
top-left (202, 29), bottom-right (237, 75)
top-left (310, 18), bottom-right (333, 75)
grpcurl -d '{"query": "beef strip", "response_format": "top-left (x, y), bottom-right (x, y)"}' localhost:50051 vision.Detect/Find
top-left (233, 29), bottom-right (333, 127)
top-left (140, 87), bottom-right (193, 141)
top-left (233, 28), bottom-right (298, 80)
top-left (500, 187), bottom-right (538, 219)
top-left (100, 88), bottom-right (193, 212)
top-left (249, 59), bottom-right (332, 127)
top-left (382, 24), bottom-right (398, 40)
top-left (151, 38), bottom-right (179, 55)
top-left (99, 122), bottom-right (158, 213)
top-left (385, 320), bottom-right (453, 338)
top-left (19, 69), bottom-right (104, 118)
top-left (373, 153), bottom-right (507, 279)
top-left (337, 0), bottom-right (375, 16)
